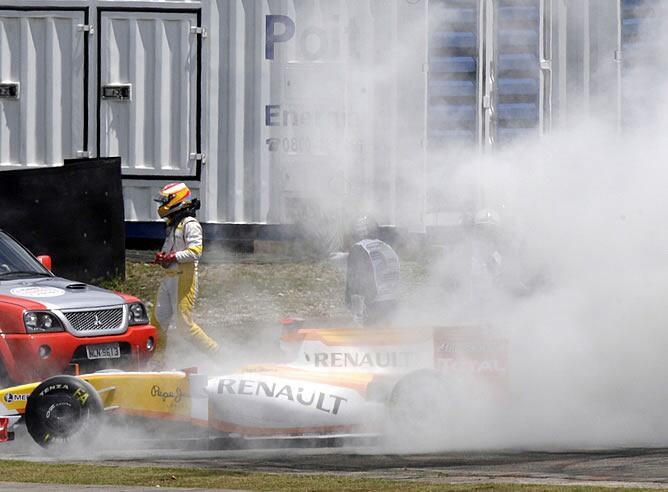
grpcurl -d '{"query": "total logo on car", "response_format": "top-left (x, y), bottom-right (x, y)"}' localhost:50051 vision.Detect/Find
top-left (0, 229), bottom-right (157, 388)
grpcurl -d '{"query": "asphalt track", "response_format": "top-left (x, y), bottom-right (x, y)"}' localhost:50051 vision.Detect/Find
top-left (4, 430), bottom-right (668, 489)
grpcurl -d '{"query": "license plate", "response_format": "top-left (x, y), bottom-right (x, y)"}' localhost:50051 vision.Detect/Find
top-left (86, 343), bottom-right (121, 360)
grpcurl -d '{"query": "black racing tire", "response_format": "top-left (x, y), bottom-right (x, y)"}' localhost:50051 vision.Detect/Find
top-left (387, 369), bottom-right (449, 439)
top-left (25, 375), bottom-right (103, 448)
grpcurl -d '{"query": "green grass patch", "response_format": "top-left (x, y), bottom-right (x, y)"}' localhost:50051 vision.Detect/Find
top-left (0, 460), bottom-right (655, 491)
top-left (97, 261), bottom-right (163, 305)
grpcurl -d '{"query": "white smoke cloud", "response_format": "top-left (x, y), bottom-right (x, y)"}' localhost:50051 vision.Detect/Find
top-left (381, 1), bottom-right (668, 452)
top-left (223, 1), bottom-right (668, 453)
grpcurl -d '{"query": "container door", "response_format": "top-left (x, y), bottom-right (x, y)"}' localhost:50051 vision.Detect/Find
top-left (98, 10), bottom-right (201, 178)
top-left (0, 9), bottom-right (86, 168)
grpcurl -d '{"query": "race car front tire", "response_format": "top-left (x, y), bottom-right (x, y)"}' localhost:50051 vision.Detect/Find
top-left (25, 375), bottom-right (103, 448)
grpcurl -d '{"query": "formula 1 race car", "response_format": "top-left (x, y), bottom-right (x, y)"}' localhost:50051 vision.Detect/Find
top-left (0, 321), bottom-right (507, 448)
top-left (0, 239), bottom-right (507, 448)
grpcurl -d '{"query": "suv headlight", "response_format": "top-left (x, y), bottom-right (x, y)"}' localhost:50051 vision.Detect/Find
top-left (128, 302), bottom-right (149, 325)
top-left (24, 311), bottom-right (65, 333)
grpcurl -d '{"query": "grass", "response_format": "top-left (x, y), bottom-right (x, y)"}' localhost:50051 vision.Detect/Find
top-left (0, 459), bottom-right (655, 491)
top-left (97, 258), bottom-right (352, 324)
top-left (98, 260), bottom-right (164, 306)
top-left (98, 256), bottom-right (430, 322)
top-left (95, 256), bottom-right (432, 351)
top-left (88, 251), bottom-right (430, 385)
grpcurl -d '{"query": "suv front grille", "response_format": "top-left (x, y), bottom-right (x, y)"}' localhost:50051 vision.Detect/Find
top-left (63, 308), bottom-right (126, 336)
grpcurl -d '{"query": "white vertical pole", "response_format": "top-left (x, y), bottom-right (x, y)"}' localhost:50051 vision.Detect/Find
top-left (539, 0), bottom-right (545, 134)
top-left (583, 0), bottom-right (591, 114)
top-left (539, 0), bottom-right (554, 135)
top-left (422, 0), bottom-right (429, 232)
top-left (615, 0), bottom-right (623, 132)
top-left (476, 0), bottom-right (485, 151)
top-left (482, 0), bottom-right (494, 151)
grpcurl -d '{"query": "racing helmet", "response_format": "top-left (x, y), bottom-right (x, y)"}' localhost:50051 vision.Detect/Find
top-left (155, 182), bottom-right (194, 218)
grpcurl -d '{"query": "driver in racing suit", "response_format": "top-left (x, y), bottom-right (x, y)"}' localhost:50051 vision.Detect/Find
top-left (151, 182), bottom-right (219, 355)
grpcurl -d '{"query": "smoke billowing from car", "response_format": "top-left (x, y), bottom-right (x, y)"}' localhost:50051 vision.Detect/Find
top-left (377, 4), bottom-right (668, 452)
top-left (266, 3), bottom-right (668, 452)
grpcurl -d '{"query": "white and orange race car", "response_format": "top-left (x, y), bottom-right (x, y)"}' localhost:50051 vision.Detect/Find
top-left (0, 320), bottom-right (507, 448)
top-left (0, 239), bottom-right (509, 448)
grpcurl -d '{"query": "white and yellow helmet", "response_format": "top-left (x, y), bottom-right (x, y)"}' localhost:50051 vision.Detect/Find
top-left (154, 182), bottom-right (194, 218)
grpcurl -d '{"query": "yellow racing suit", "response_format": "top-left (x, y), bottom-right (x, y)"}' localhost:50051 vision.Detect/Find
top-left (151, 215), bottom-right (219, 353)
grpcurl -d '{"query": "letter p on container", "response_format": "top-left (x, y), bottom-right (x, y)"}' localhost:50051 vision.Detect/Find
top-left (265, 15), bottom-right (295, 60)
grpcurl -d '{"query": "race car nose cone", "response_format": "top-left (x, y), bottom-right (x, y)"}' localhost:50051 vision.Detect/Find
top-left (38, 345), bottom-right (51, 359)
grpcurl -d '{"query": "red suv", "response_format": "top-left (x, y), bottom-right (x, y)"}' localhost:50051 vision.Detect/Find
top-left (0, 230), bottom-right (157, 387)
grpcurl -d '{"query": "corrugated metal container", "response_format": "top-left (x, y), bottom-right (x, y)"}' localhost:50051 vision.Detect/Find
top-left (0, 8), bottom-right (86, 167)
top-left (0, 0), bottom-right (429, 231)
top-left (427, 0), bottom-right (550, 152)
top-left (206, 0), bottom-right (428, 229)
top-left (548, 0), bottom-right (662, 131)
top-left (0, 0), bottom-right (655, 234)
top-left (98, 9), bottom-right (200, 177)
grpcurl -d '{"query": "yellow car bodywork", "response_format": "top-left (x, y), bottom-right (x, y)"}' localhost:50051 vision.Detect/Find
top-left (0, 371), bottom-right (195, 424)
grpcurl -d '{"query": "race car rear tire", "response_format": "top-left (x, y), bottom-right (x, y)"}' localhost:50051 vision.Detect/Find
top-left (387, 369), bottom-right (449, 440)
top-left (25, 375), bottom-right (103, 448)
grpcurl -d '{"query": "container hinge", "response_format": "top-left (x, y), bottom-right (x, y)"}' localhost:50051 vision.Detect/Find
top-left (540, 59), bottom-right (552, 71)
top-left (190, 26), bottom-right (207, 38)
top-left (614, 49), bottom-right (623, 63)
top-left (77, 24), bottom-right (95, 35)
top-left (76, 150), bottom-right (91, 158)
top-left (190, 152), bottom-right (206, 163)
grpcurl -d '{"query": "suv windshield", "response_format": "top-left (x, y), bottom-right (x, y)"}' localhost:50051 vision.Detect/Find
top-left (0, 232), bottom-right (51, 278)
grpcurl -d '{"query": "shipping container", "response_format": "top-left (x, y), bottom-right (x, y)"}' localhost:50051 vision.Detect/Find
top-left (0, 0), bottom-right (660, 241)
